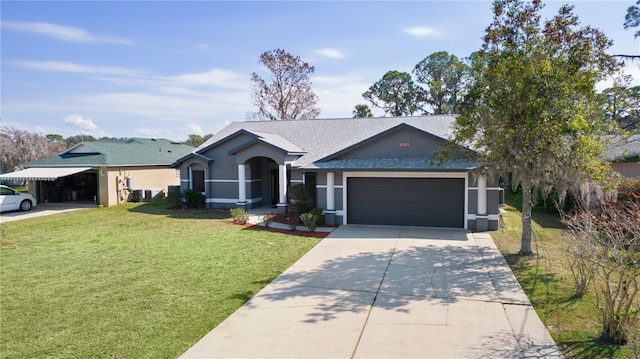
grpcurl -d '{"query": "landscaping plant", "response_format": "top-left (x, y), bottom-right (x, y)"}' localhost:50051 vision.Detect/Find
top-left (229, 207), bottom-right (249, 224)
top-left (562, 192), bottom-right (640, 345)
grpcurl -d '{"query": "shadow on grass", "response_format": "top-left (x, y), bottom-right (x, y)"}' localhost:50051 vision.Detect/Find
top-left (126, 199), bottom-right (232, 220)
top-left (560, 338), bottom-right (622, 359)
top-left (504, 191), bottom-right (565, 229)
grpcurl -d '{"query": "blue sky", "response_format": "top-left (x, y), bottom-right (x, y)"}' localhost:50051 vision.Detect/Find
top-left (1, 1), bottom-right (638, 141)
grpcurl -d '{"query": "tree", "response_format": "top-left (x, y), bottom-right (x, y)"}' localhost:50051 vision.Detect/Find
top-left (65, 134), bottom-right (96, 147)
top-left (363, 70), bottom-right (425, 116)
top-left (454, 0), bottom-right (620, 255)
top-left (352, 104), bottom-right (374, 118)
top-left (625, 0), bottom-right (640, 38)
top-left (562, 185), bottom-right (639, 344)
top-left (617, 0), bottom-right (640, 59)
top-left (184, 133), bottom-right (213, 147)
top-left (600, 78), bottom-right (640, 133)
top-left (0, 127), bottom-right (68, 172)
top-left (250, 49), bottom-right (320, 121)
top-left (413, 51), bottom-right (470, 114)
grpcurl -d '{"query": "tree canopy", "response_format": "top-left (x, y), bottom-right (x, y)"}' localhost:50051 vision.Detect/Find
top-left (352, 104), bottom-right (374, 118)
top-left (183, 133), bottom-right (213, 147)
top-left (362, 70), bottom-right (425, 117)
top-left (249, 49), bottom-right (320, 121)
top-left (455, 0), bottom-right (620, 255)
top-left (413, 51), bottom-right (470, 114)
top-left (0, 127), bottom-right (68, 173)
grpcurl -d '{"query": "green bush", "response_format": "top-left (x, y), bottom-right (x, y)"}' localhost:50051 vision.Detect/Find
top-left (229, 208), bottom-right (249, 224)
top-left (288, 184), bottom-right (316, 214)
top-left (184, 189), bottom-right (205, 208)
top-left (309, 207), bottom-right (324, 225)
top-left (299, 212), bottom-right (319, 232)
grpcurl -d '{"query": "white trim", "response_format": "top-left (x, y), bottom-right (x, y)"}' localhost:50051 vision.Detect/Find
top-left (206, 179), bottom-right (237, 183)
top-left (180, 179), bottom-right (190, 183)
top-left (468, 187), bottom-right (502, 191)
top-left (248, 178), bottom-right (262, 183)
top-left (206, 197), bottom-right (262, 204)
top-left (342, 171), bottom-right (469, 229)
top-left (316, 185), bottom-right (344, 189)
top-left (290, 179), bottom-right (304, 183)
top-left (467, 214), bottom-right (500, 221)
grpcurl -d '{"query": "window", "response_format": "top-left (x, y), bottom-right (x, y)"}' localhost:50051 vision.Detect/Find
top-left (191, 167), bottom-right (205, 193)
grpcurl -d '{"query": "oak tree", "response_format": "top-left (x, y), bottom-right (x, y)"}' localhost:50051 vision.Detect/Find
top-left (250, 49), bottom-right (320, 121)
top-left (455, 0), bottom-right (620, 255)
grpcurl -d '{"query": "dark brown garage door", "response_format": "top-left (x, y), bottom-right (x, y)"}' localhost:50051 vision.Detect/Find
top-left (347, 177), bottom-right (465, 228)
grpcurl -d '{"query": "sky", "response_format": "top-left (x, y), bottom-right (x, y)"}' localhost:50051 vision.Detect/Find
top-left (1, 1), bottom-right (639, 142)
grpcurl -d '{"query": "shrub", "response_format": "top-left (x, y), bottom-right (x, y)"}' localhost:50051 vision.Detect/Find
top-left (288, 184), bottom-right (316, 214)
top-left (229, 208), bottom-right (249, 224)
top-left (309, 207), bottom-right (323, 225)
top-left (299, 212), bottom-right (319, 232)
top-left (184, 189), bottom-right (205, 209)
top-left (260, 213), bottom-right (275, 228)
top-left (286, 215), bottom-right (299, 231)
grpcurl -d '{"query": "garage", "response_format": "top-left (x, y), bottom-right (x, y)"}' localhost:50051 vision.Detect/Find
top-left (347, 177), bottom-right (465, 228)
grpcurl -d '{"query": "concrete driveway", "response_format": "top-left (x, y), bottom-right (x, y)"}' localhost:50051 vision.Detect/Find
top-left (0, 202), bottom-right (96, 223)
top-left (180, 225), bottom-right (563, 359)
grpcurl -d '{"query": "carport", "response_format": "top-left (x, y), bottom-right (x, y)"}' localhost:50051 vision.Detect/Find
top-left (0, 167), bottom-right (96, 204)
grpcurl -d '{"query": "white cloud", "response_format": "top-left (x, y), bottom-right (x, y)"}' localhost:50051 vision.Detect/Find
top-left (167, 68), bottom-right (248, 90)
top-left (10, 60), bottom-right (144, 77)
top-left (64, 114), bottom-right (105, 135)
top-left (403, 26), bottom-right (439, 37)
top-left (185, 123), bottom-right (203, 134)
top-left (193, 44), bottom-right (210, 51)
top-left (1, 21), bottom-right (133, 45)
top-left (314, 48), bottom-right (345, 59)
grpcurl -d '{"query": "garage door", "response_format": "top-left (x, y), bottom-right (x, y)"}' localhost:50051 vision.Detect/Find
top-left (347, 177), bottom-right (465, 228)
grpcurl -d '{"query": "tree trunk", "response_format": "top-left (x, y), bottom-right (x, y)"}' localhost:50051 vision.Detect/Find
top-left (519, 182), bottom-right (534, 255)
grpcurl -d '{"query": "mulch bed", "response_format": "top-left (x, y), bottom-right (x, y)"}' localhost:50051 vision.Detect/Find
top-left (229, 219), bottom-right (331, 238)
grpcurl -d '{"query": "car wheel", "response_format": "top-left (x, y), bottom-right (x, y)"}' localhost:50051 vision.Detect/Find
top-left (20, 200), bottom-right (32, 211)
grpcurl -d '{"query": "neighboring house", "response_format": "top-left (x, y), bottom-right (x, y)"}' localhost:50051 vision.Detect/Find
top-left (605, 134), bottom-right (640, 178)
top-left (0, 138), bottom-right (194, 206)
top-left (171, 115), bottom-right (501, 231)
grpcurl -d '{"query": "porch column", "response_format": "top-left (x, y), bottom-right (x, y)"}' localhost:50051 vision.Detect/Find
top-left (326, 172), bottom-right (335, 210)
top-left (237, 164), bottom-right (247, 207)
top-left (476, 174), bottom-right (488, 231)
top-left (324, 172), bottom-right (336, 225)
top-left (277, 164), bottom-right (287, 213)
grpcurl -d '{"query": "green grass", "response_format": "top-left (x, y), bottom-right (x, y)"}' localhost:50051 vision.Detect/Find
top-left (0, 201), bottom-right (320, 359)
top-left (491, 193), bottom-right (639, 359)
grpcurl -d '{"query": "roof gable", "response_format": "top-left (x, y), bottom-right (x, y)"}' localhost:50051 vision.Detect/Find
top-left (25, 138), bottom-right (194, 167)
top-left (193, 115), bottom-right (459, 168)
top-left (317, 123), bottom-right (449, 162)
top-left (228, 130), bottom-right (306, 156)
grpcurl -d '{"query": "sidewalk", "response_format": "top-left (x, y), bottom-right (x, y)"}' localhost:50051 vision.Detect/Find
top-left (180, 225), bottom-right (563, 358)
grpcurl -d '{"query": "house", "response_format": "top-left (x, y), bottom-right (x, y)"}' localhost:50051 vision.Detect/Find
top-left (605, 134), bottom-right (640, 178)
top-left (171, 115), bottom-right (501, 231)
top-left (0, 138), bottom-right (194, 206)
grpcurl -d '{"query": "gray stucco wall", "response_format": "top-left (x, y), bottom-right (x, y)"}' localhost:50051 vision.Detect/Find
top-left (337, 127), bottom-right (466, 160)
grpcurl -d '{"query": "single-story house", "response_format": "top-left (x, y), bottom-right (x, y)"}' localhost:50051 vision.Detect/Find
top-left (606, 134), bottom-right (640, 178)
top-left (0, 138), bottom-right (194, 206)
top-left (171, 115), bottom-right (501, 231)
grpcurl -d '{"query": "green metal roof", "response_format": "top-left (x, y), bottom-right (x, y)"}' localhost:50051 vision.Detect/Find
top-left (25, 138), bottom-right (194, 167)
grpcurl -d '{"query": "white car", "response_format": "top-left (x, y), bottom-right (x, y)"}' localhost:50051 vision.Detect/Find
top-left (0, 185), bottom-right (37, 212)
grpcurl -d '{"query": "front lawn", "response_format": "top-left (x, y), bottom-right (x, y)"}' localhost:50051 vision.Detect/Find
top-left (491, 192), bottom-right (639, 359)
top-left (0, 201), bottom-right (320, 359)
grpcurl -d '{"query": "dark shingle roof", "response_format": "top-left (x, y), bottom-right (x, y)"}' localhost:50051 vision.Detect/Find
top-left (197, 115), bottom-right (459, 168)
top-left (25, 138), bottom-right (194, 167)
